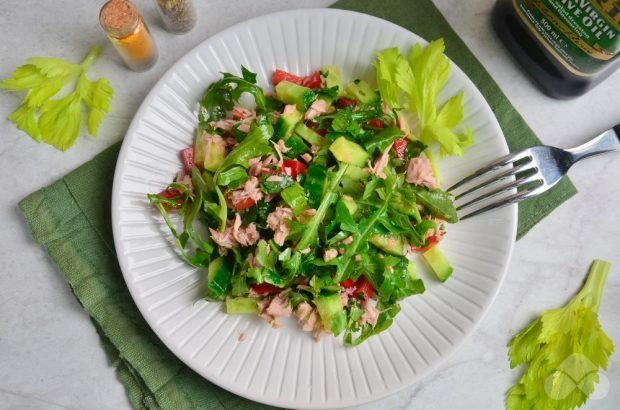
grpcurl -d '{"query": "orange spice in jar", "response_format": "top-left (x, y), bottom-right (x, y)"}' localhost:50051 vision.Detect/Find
top-left (100, 0), bottom-right (158, 71)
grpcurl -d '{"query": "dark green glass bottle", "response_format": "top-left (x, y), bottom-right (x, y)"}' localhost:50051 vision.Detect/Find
top-left (492, 0), bottom-right (620, 98)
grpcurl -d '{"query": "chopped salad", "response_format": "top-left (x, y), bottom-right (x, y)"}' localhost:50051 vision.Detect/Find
top-left (148, 39), bottom-right (474, 345)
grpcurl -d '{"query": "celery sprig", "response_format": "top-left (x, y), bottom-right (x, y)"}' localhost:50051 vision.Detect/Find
top-left (507, 259), bottom-right (614, 410)
top-left (0, 45), bottom-right (114, 151)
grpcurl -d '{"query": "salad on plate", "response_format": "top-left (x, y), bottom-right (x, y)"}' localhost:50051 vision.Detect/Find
top-left (148, 39), bottom-right (474, 345)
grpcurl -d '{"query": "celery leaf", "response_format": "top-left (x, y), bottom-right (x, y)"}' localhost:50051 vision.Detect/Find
top-left (506, 260), bottom-right (614, 410)
top-left (0, 45), bottom-right (113, 150)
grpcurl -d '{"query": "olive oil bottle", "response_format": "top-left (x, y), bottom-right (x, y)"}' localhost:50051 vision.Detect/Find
top-left (492, 0), bottom-right (620, 98)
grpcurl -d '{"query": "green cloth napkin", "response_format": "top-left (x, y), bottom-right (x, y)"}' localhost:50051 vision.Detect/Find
top-left (19, 0), bottom-right (576, 409)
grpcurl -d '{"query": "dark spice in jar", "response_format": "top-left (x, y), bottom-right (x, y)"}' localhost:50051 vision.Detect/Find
top-left (154, 0), bottom-right (197, 34)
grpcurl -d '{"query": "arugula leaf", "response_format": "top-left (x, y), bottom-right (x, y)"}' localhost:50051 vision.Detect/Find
top-left (344, 302), bottom-right (401, 346)
top-left (260, 174), bottom-right (294, 194)
top-left (212, 121), bottom-right (274, 229)
top-left (335, 175), bottom-right (399, 281)
top-left (148, 191), bottom-right (203, 268)
top-left (335, 199), bottom-right (358, 234)
top-left (0, 46), bottom-right (113, 150)
top-left (296, 164), bottom-right (349, 250)
top-left (281, 183), bottom-right (308, 216)
top-left (506, 260), bottom-right (614, 410)
top-left (362, 126), bottom-right (404, 154)
top-left (409, 185), bottom-right (458, 223)
top-left (389, 185), bottom-right (421, 222)
top-left (378, 258), bottom-right (425, 303)
top-left (241, 66), bottom-right (257, 83)
top-left (309, 275), bottom-right (342, 295)
top-left (247, 240), bottom-right (287, 287)
top-left (199, 68), bottom-right (268, 123)
top-left (216, 166), bottom-right (248, 189)
top-left (304, 163), bottom-right (327, 207)
top-left (216, 120), bottom-right (274, 175)
top-left (281, 251), bottom-right (302, 278)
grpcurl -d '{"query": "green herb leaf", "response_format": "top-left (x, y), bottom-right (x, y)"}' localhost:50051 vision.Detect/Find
top-left (0, 46), bottom-right (113, 150)
top-left (409, 185), bottom-right (458, 223)
top-left (200, 69), bottom-right (268, 123)
top-left (81, 76), bottom-right (114, 137)
top-left (296, 164), bottom-right (349, 250)
top-left (241, 66), bottom-right (257, 83)
top-left (506, 260), bottom-right (614, 410)
top-left (260, 174), bottom-right (294, 194)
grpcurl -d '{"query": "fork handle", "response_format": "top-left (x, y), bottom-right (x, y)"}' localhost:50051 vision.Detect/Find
top-left (566, 125), bottom-right (620, 163)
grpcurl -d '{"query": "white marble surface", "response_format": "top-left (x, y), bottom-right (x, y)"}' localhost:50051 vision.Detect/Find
top-left (0, 0), bottom-right (618, 409)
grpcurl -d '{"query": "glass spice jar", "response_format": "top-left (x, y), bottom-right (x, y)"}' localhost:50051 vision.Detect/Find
top-left (99, 0), bottom-right (159, 71)
top-left (153, 0), bottom-right (198, 34)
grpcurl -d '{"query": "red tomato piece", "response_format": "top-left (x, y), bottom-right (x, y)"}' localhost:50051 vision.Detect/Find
top-left (340, 279), bottom-right (356, 288)
top-left (301, 71), bottom-right (322, 89)
top-left (281, 159), bottom-right (307, 179)
top-left (368, 118), bottom-right (385, 128)
top-left (157, 188), bottom-right (184, 210)
top-left (180, 147), bottom-right (194, 172)
top-left (305, 120), bottom-right (319, 129)
top-left (158, 188), bottom-right (181, 199)
top-left (392, 138), bottom-right (408, 159)
top-left (272, 69), bottom-right (303, 86)
top-left (251, 283), bottom-right (281, 295)
top-left (233, 197), bottom-right (256, 211)
top-left (412, 236), bottom-right (440, 252)
top-left (336, 97), bottom-right (357, 109)
top-left (355, 277), bottom-right (375, 300)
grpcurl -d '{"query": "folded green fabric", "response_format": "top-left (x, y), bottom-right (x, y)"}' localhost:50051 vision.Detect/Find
top-left (19, 1), bottom-right (576, 409)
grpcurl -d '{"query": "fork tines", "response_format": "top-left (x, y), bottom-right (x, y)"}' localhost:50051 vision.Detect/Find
top-left (447, 150), bottom-right (546, 221)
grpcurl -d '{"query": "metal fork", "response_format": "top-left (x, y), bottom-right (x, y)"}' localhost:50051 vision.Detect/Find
top-left (448, 125), bottom-right (620, 221)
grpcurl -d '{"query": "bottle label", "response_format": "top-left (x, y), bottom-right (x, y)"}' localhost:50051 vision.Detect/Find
top-left (513, 0), bottom-right (620, 75)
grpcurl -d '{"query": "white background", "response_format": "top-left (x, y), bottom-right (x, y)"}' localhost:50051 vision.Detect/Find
top-left (0, 0), bottom-right (618, 409)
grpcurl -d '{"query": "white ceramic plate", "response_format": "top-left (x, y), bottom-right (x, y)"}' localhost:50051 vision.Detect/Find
top-left (112, 9), bottom-right (516, 408)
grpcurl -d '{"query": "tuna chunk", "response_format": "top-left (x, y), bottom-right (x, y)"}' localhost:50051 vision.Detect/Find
top-left (406, 157), bottom-right (437, 190)
top-left (296, 302), bottom-right (319, 332)
top-left (323, 249), bottom-right (338, 262)
top-left (231, 214), bottom-right (259, 247)
top-left (360, 300), bottom-right (379, 326)
top-left (228, 176), bottom-right (264, 206)
top-left (266, 207), bottom-right (294, 246)
top-left (209, 213), bottom-right (259, 249)
top-left (266, 292), bottom-right (292, 318)
top-left (304, 99), bottom-right (328, 120)
top-left (208, 227), bottom-right (237, 249)
top-left (175, 170), bottom-right (193, 192)
top-left (211, 119), bottom-right (236, 132)
top-left (232, 106), bottom-right (256, 120)
top-left (247, 156), bottom-right (276, 177)
top-left (283, 104), bottom-right (297, 115)
top-left (368, 145), bottom-right (391, 179)
top-left (237, 123), bottom-right (250, 133)
top-left (271, 139), bottom-right (288, 165)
